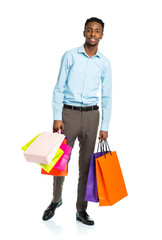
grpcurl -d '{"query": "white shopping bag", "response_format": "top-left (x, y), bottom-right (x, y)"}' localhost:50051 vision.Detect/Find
top-left (23, 132), bottom-right (65, 165)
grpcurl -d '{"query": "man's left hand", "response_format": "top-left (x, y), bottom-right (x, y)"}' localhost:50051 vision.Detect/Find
top-left (99, 131), bottom-right (108, 141)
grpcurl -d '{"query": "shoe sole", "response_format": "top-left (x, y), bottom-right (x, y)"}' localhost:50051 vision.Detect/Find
top-left (42, 201), bottom-right (62, 221)
top-left (76, 216), bottom-right (94, 226)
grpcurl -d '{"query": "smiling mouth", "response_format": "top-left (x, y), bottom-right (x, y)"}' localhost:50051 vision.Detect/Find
top-left (89, 38), bottom-right (96, 42)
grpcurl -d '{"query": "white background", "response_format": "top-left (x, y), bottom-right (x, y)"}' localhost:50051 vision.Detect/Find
top-left (0, 0), bottom-right (162, 239)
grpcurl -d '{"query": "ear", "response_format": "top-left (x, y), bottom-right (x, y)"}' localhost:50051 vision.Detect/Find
top-left (83, 31), bottom-right (85, 37)
top-left (100, 33), bottom-right (104, 39)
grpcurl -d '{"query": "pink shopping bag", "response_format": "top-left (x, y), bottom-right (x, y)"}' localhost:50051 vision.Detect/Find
top-left (54, 143), bottom-right (72, 171)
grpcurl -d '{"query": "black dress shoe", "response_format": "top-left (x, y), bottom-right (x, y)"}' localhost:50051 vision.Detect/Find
top-left (76, 211), bottom-right (94, 225)
top-left (42, 199), bottom-right (62, 221)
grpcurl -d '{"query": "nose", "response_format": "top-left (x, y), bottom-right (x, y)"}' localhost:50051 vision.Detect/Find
top-left (90, 31), bottom-right (95, 36)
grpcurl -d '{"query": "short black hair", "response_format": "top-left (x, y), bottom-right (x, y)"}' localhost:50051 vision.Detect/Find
top-left (84, 17), bottom-right (105, 32)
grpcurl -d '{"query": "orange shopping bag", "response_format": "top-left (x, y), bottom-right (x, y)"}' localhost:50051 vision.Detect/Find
top-left (41, 164), bottom-right (68, 176)
top-left (96, 140), bottom-right (128, 206)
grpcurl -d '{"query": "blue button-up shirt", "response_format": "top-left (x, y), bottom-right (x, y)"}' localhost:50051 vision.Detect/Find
top-left (52, 45), bottom-right (112, 131)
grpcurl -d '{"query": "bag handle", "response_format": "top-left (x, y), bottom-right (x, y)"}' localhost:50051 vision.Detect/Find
top-left (57, 130), bottom-right (69, 144)
top-left (104, 139), bottom-right (112, 156)
top-left (99, 139), bottom-right (112, 158)
top-left (97, 140), bottom-right (108, 151)
top-left (97, 140), bottom-right (111, 156)
top-left (97, 141), bottom-right (104, 153)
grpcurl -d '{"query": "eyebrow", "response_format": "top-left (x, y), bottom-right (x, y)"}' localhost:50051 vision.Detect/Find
top-left (87, 27), bottom-right (101, 30)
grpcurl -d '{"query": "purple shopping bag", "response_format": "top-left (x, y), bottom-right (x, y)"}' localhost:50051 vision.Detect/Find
top-left (84, 141), bottom-right (110, 202)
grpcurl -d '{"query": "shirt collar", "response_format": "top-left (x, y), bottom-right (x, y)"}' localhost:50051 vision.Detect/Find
top-left (78, 45), bottom-right (101, 58)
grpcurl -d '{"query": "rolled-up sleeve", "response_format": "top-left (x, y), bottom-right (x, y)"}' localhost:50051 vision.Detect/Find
top-left (100, 60), bottom-right (112, 131)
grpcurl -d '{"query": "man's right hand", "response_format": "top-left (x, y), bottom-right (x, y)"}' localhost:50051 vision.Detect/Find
top-left (53, 120), bottom-right (64, 132)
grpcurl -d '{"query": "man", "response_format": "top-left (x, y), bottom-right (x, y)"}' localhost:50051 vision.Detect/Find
top-left (42, 17), bottom-right (112, 225)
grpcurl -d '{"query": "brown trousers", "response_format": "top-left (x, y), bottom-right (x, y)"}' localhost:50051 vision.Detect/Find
top-left (53, 106), bottom-right (99, 211)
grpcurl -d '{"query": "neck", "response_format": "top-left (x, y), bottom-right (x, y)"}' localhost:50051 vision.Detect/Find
top-left (84, 43), bottom-right (98, 57)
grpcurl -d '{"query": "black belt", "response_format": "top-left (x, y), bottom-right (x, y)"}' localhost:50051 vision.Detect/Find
top-left (64, 104), bottom-right (99, 111)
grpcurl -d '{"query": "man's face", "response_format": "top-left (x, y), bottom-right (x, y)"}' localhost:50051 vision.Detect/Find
top-left (84, 21), bottom-right (103, 46)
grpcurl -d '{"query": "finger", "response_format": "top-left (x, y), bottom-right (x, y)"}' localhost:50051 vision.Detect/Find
top-left (103, 137), bottom-right (106, 140)
top-left (100, 134), bottom-right (103, 141)
top-left (54, 127), bottom-right (59, 132)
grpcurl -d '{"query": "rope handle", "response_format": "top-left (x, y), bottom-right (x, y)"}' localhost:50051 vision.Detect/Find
top-left (97, 140), bottom-right (112, 157)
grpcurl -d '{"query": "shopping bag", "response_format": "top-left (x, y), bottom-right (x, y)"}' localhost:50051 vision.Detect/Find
top-left (41, 164), bottom-right (68, 176)
top-left (48, 132), bottom-right (70, 171)
top-left (22, 132), bottom-right (65, 164)
top-left (84, 141), bottom-right (110, 203)
top-left (39, 142), bottom-right (71, 173)
top-left (96, 141), bottom-right (128, 206)
top-left (41, 132), bottom-right (71, 176)
top-left (40, 136), bottom-right (71, 173)
top-left (21, 133), bottom-right (41, 151)
top-left (62, 138), bottom-right (67, 145)
top-left (21, 133), bottom-right (64, 171)
top-left (39, 147), bottom-right (64, 173)
top-left (54, 143), bottom-right (72, 171)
